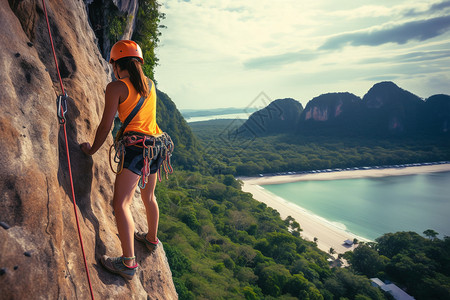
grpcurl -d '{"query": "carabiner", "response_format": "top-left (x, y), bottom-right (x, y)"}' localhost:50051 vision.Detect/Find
top-left (56, 93), bottom-right (68, 124)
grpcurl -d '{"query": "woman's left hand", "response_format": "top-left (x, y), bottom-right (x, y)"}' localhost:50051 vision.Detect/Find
top-left (80, 142), bottom-right (93, 156)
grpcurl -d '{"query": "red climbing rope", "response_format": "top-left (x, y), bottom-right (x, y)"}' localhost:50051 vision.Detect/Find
top-left (42, 1), bottom-right (95, 299)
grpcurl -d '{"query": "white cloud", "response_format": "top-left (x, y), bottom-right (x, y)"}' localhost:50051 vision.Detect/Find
top-left (319, 15), bottom-right (450, 50)
top-left (155, 0), bottom-right (450, 109)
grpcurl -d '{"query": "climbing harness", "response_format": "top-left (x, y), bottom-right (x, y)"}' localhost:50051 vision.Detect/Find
top-left (109, 132), bottom-right (174, 188)
top-left (42, 0), bottom-right (95, 299)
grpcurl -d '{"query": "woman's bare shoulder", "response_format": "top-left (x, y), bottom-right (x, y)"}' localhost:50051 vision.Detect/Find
top-left (106, 80), bottom-right (128, 100)
top-left (106, 80), bottom-right (127, 91)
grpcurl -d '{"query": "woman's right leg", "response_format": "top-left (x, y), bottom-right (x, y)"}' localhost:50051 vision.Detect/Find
top-left (140, 173), bottom-right (159, 242)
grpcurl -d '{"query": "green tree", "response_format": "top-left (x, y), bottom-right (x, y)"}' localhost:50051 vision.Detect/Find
top-left (387, 253), bottom-right (434, 285)
top-left (132, 0), bottom-right (165, 79)
top-left (213, 263), bottom-right (225, 273)
top-left (350, 244), bottom-right (387, 277)
top-left (164, 244), bottom-right (192, 277)
top-left (376, 231), bottom-right (425, 258)
top-left (256, 264), bottom-right (291, 297)
top-left (256, 232), bottom-right (298, 264)
top-left (333, 268), bottom-right (385, 300)
top-left (172, 278), bottom-right (194, 300)
top-left (223, 174), bottom-right (240, 188)
top-left (207, 182), bottom-right (227, 200)
top-left (324, 277), bottom-right (346, 298)
top-left (108, 13), bottom-right (129, 41)
top-left (284, 274), bottom-right (309, 297)
top-left (179, 207), bottom-right (200, 231)
top-left (242, 286), bottom-right (258, 300)
top-left (424, 229), bottom-right (439, 240)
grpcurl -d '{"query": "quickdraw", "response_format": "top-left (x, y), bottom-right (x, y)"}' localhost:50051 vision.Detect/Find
top-left (56, 93), bottom-right (68, 124)
top-left (157, 134), bottom-right (174, 182)
top-left (109, 132), bottom-right (174, 187)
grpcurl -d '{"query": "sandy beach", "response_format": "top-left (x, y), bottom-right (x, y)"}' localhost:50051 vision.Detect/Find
top-left (241, 163), bottom-right (450, 255)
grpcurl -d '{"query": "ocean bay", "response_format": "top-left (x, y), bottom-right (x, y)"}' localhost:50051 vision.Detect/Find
top-left (261, 171), bottom-right (450, 240)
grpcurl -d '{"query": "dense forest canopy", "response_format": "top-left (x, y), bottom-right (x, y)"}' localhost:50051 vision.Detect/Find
top-left (191, 120), bottom-right (450, 176)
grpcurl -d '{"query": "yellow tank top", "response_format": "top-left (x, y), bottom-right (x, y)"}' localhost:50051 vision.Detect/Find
top-left (118, 77), bottom-right (162, 136)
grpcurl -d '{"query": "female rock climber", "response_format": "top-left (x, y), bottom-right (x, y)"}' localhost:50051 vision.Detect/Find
top-left (80, 40), bottom-right (173, 280)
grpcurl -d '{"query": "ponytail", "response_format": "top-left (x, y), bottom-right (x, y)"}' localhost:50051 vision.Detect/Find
top-left (115, 57), bottom-right (149, 97)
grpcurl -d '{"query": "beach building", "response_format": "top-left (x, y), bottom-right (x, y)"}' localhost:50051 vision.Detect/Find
top-left (370, 278), bottom-right (415, 300)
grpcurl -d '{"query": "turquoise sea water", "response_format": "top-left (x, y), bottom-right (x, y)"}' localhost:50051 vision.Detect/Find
top-left (262, 171), bottom-right (450, 240)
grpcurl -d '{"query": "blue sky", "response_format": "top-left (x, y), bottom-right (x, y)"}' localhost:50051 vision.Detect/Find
top-left (154, 0), bottom-right (450, 109)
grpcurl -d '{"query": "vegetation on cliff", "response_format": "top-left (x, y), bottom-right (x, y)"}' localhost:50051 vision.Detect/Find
top-left (132, 0), bottom-right (165, 79)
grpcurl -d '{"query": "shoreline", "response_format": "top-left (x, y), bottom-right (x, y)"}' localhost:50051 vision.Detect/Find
top-left (240, 163), bottom-right (450, 255)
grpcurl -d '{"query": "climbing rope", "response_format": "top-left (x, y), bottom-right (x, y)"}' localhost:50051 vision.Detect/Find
top-left (41, 1), bottom-right (95, 299)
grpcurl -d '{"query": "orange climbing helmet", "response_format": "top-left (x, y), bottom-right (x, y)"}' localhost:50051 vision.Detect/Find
top-left (109, 40), bottom-right (144, 64)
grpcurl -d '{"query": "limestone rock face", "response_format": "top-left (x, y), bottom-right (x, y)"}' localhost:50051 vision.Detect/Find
top-left (302, 93), bottom-right (361, 122)
top-left (112, 0), bottom-right (139, 15)
top-left (112, 0), bottom-right (139, 40)
top-left (86, 0), bottom-right (138, 59)
top-left (0, 1), bottom-right (177, 299)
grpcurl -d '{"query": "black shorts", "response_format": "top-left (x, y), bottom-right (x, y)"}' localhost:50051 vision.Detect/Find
top-left (122, 144), bottom-right (164, 176)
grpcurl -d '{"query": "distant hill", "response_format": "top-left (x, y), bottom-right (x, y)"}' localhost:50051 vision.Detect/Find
top-left (156, 90), bottom-right (206, 171)
top-left (235, 98), bottom-right (304, 136)
top-left (423, 94), bottom-right (450, 133)
top-left (360, 81), bottom-right (425, 134)
top-left (235, 81), bottom-right (450, 137)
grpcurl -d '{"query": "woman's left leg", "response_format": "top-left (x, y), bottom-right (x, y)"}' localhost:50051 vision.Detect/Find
top-left (113, 168), bottom-right (140, 266)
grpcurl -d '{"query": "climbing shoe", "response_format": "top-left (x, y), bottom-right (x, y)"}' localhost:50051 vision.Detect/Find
top-left (100, 255), bottom-right (137, 280)
top-left (135, 231), bottom-right (159, 252)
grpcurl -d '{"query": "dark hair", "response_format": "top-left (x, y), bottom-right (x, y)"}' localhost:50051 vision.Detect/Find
top-left (114, 57), bottom-right (149, 97)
